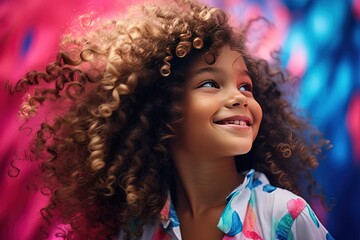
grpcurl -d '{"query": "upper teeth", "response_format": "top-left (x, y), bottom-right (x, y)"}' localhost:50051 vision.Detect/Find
top-left (221, 120), bottom-right (247, 125)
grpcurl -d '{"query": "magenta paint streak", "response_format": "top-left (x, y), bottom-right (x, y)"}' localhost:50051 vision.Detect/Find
top-left (353, 0), bottom-right (360, 19)
top-left (346, 92), bottom-right (360, 163)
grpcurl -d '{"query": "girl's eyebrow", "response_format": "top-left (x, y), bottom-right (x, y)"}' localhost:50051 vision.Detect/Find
top-left (189, 66), bottom-right (222, 76)
top-left (189, 66), bottom-right (251, 79)
top-left (240, 70), bottom-right (251, 77)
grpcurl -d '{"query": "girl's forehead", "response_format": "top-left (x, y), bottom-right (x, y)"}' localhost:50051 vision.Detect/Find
top-left (187, 46), bottom-right (247, 74)
top-left (232, 55), bottom-right (248, 73)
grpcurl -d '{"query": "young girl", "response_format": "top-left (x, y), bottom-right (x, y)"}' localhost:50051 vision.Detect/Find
top-left (11, 0), bottom-right (333, 239)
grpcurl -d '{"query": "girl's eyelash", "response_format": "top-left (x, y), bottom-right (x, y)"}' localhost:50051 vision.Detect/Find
top-left (197, 80), bottom-right (252, 92)
top-left (198, 80), bottom-right (219, 88)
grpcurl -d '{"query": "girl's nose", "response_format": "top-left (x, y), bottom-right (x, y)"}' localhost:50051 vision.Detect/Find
top-left (225, 89), bottom-right (248, 108)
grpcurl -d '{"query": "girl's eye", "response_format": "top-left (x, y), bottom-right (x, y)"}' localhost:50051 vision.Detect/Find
top-left (238, 84), bottom-right (252, 92)
top-left (198, 81), bottom-right (219, 88)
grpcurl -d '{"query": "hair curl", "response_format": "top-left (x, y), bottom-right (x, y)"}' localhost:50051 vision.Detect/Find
top-left (9, 0), bottom-right (329, 238)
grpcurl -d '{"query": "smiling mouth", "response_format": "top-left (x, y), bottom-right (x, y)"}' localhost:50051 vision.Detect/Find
top-left (215, 120), bottom-right (250, 126)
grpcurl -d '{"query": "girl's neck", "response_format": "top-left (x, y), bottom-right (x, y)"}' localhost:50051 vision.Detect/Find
top-left (171, 149), bottom-right (244, 218)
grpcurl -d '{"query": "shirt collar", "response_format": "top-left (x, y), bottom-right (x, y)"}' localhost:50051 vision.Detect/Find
top-left (217, 169), bottom-right (257, 236)
top-left (224, 169), bottom-right (256, 202)
top-left (160, 191), bottom-right (180, 230)
top-left (159, 169), bottom-right (261, 234)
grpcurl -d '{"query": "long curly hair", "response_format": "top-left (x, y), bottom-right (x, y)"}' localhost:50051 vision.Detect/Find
top-left (9, 0), bottom-right (329, 238)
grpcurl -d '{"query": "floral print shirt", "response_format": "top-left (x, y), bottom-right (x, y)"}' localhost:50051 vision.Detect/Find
top-left (118, 170), bottom-right (333, 240)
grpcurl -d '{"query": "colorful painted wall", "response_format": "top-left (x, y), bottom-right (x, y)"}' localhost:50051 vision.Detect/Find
top-left (0, 0), bottom-right (359, 239)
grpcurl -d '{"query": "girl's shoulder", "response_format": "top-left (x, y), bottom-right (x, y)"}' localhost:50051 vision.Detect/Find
top-left (243, 170), bottom-right (312, 220)
top-left (232, 170), bottom-right (333, 239)
top-left (227, 170), bottom-right (308, 221)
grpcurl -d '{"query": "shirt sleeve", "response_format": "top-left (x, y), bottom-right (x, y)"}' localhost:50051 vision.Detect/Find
top-left (290, 204), bottom-right (334, 240)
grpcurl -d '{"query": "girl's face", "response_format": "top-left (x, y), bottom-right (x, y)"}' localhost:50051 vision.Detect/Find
top-left (174, 45), bottom-right (263, 158)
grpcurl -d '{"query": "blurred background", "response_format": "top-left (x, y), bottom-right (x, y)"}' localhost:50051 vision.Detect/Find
top-left (0, 0), bottom-right (359, 239)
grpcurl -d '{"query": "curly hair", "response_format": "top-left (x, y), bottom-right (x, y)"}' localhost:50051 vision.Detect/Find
top-left (9, 0), bottom-right (329, 238)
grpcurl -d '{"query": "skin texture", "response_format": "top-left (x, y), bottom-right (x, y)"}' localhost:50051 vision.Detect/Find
top-left (171, 46), bottom-right (262, 240)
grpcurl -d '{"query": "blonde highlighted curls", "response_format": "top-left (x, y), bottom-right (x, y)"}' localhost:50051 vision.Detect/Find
top-left (160, 37), bottom-right (204, 77)
top-left (159, 4), bottom-right (211, 77)
top-left (160, 48), bottom-right (173, 77)
top-left (192, 37), bottom-right (204, 49)
top-left (160, 34), bottom-right (204, 76)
